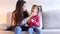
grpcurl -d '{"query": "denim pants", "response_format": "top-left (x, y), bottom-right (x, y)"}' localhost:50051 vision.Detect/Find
top-left (28, 27), bottom-right (43, 34)
top-left (15, 26), bottom-right (42, 34)
top-left (15, 26), bottom-right (22, 34)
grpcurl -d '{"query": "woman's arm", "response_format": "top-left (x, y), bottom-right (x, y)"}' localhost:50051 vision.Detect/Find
top-left (21, 18), bottom-right (29, 25)
top-left (21, 13), bottom-right (34, 25)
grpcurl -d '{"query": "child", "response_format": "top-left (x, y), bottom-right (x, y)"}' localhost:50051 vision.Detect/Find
top-left (28, 5), bottom-right (42, 34)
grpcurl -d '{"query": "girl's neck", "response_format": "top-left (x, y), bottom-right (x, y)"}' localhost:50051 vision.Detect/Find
top-left (33, 12), bottom-right (38, 16)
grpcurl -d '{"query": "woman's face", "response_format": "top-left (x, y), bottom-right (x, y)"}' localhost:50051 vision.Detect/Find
top-left (22, 3), bottom-right (27, 11)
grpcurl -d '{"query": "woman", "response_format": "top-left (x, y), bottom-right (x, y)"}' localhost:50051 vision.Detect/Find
top-left (11, 0), bottom-right (29, 34)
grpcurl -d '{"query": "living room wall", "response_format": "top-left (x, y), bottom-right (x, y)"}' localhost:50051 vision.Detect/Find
top-left (0, 0), bottom-right (17, 24)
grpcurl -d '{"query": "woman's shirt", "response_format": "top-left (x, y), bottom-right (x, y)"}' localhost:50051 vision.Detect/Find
top-left (21, 11), bottom-right (29, 27)
top-left (23, 11), bottom-right (29, 18)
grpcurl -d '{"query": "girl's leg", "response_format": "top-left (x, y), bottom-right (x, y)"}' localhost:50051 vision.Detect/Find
top-left (15, 26), bottom-right (22, 34)
top-left (28, 28), bottom-right (34, 34)
top-left (35, 28), bottom-right (43, 34)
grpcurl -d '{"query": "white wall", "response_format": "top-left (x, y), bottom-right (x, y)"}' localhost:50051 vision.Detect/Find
top-left (0, 0), bottom-right (17, 24)
top-left (41, 0), bottom-right (60, 11)
top-left (24, 0), bottom-right (60, 11)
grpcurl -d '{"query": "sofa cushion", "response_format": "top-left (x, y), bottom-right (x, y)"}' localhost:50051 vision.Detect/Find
top-left (42, 29), bottom-right (60, 34)
top-left (42, 10), bottom-right (60, 29)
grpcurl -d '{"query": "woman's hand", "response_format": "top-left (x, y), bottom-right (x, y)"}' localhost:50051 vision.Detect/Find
top-left (27, 13), bottom-right (35, 24)
top-left (28, 13), bottom-right (34, 19)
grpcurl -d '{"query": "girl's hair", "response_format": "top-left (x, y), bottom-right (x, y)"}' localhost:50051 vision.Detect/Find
top-left (38, 5), bottom-right (42, 12)
top-left (31, 5), bottom-right (42, 14)
top-left (31, 5), bottom-right (39, 13)
top-left (13, 0), bottom-right (26, 26)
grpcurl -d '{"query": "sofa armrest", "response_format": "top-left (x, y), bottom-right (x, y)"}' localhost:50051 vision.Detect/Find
top-left (0, 24), bottom-right (11, 30)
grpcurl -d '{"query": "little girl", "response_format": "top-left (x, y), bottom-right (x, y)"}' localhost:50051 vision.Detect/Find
top-left (28, 5), bottom-right (42, 34)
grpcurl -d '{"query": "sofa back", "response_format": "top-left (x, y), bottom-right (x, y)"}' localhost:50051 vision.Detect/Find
top-left (42, 10), bottom-right (60, 29)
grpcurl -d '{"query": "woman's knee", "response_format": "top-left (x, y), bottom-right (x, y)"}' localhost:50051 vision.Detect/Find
top-left (15, 26), bottom-right (22, 34)
top-left (15, 26), bottom-right (22, 31)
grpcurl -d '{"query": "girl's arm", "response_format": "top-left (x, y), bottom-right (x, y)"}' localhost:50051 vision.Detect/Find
top-left (30, 16), bottom-right (40, 26)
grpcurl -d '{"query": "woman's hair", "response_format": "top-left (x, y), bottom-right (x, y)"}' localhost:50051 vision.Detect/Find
top-left (31, 5), bottom-right (39, 13)
top-left (13, 0), bottom-right (26, 26)
top-left (16, 0), bottom-right (26, 10)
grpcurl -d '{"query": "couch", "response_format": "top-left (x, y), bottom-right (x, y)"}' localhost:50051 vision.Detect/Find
top-left (0, 10), bottom-right (60, 34)
top-left (42, 10), bottom-right (60, 34)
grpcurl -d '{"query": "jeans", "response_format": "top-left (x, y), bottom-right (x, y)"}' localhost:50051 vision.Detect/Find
top-left (15, 26), bottom-right (22, 34)
top-left (28, 27), bottom-right (43, 34)
top-left (15, 26), bottom-right (42, 34)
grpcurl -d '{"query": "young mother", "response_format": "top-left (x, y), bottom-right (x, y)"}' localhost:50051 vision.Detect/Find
top-left (12, 0), bottom-right (29, 34)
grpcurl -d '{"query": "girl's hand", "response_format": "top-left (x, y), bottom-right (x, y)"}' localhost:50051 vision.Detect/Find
top-left (28, 19), bottom-right (34, 23)
top-left (30, 19), bottom-right (34, 22)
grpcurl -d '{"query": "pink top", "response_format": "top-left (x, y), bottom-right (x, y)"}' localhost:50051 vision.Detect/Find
top-left (28, 15), bottom-right (40, 27)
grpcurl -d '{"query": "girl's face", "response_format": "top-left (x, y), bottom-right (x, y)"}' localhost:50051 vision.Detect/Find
top-left (22, 3), bottom-right (27, 11)
top-left (32, 6), bottom-right (38, 13)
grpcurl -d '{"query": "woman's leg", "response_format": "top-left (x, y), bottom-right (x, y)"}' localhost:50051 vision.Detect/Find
top-left (15, 26), bottom-right (22, 34)
top-left (28, 28), bottom-right (34, 34)
top-left (35, 28), bottom-right (43, 34)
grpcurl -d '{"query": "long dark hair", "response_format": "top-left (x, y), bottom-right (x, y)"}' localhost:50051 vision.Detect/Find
top-left (13, 0), bottom-right (26, 26)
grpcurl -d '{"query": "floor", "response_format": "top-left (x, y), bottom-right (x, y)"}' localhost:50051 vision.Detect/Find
top-left (0, 31), bottom-right (14, 34)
